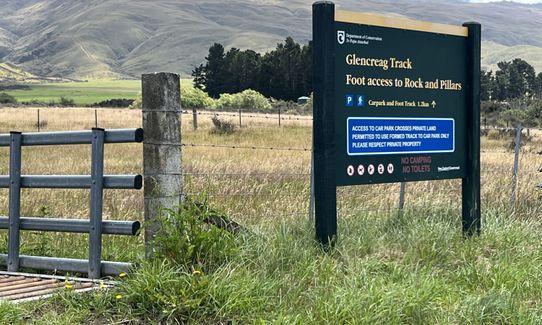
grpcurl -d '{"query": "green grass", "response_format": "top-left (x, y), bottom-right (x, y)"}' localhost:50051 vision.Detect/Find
top-left (0, 108), bottom-right (540, 323)
top-left (4, 80), bottom-right (141, 106)
top-left (2, 207), bottom-right (542, 323)
top-left (4, 80), bottom-right (196, 106)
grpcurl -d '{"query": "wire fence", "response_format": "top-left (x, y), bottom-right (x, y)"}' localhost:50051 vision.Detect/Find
top-left (1, 108), bottom-right (541, 224)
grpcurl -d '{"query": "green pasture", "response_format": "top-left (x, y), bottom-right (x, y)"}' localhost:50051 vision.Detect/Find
top-left (2, 79), bottom-right (191, 106)
top-left (4, 80), bottom-right (141, 106)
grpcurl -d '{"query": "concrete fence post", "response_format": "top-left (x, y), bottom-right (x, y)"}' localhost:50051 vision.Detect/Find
top-left (142, 72), bottom-right (183, 257)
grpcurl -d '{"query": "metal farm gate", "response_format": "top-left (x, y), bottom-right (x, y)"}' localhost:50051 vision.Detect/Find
top-left (0, 128), bottom-right (143, 279)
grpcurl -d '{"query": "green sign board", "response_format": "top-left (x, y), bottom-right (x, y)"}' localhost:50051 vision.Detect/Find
top-left (312, 1), bottom-right (481, 245)
top-left (334, 12), bottom-right (468, 186)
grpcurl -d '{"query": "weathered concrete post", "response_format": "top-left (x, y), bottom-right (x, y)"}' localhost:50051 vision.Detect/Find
top-left (142, 72), bottom-right (182, 257)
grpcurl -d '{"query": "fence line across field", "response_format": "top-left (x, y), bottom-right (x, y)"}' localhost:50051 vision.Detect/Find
top-left (1, 115), bottom-right (536, 216)
top-left (181, 110), bottom-right (313, 120)
top-left (1, 99), bottom-right (539, 218)
top-left (2, 74), bottom-right (540, 280)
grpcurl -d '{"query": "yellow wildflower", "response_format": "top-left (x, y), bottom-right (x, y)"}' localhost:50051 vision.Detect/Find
top-left (115, 294), bottom-right (123, 299)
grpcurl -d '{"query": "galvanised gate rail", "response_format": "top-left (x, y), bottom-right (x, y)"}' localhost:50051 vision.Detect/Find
top-left (0, 128), bottom-right (143, 279)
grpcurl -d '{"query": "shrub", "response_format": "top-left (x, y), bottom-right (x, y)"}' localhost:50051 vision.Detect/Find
top-left (92, 98), bottom-right (134, 108)
top-left (49, 96), bottom-right (75, 107)
top-left (211, 115), bottom-right (235, 135)
top-left (215, 93), bottom-right (236, 109)
top-left (237, 89), bottom-right (271, 110)
top-left (129, 95), bottom-right (141, 109)
top-left (34, 119), bottom-right (48, 130)
top-left (0, 92), bottom-right (17, 104)
top-left (216, 89), bottom-right (271, 110)
top-left (486, 129), bottom-right (501, 140)
top-left (181, 85), bottom-right (215, 109)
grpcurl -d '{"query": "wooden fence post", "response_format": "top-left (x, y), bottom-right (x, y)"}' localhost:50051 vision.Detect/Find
top-left (192, 108), bottom-right (198, 130)
top-left (142, 72), bottom-right (183, 257)
top-left (510, 124), bottom-right (521, 209)
top-left (398, 182), bottom-right (406, 214)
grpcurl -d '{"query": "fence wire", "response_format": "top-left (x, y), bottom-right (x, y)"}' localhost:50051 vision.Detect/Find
top-left (181, 110), bottom-right (313, 121)
top-left (2, 108), bottom-right (541, 222)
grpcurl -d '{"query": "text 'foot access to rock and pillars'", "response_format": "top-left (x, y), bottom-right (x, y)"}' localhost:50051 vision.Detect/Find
top-left (312, 1), bottom-right (481, 245)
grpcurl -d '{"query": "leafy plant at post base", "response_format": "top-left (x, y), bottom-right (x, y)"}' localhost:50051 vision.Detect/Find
top-left (118, 197), bottom-right (241, 322)
top-left (149, 197), bottom-right (239, 273)
top-left (118, 260), bottom-right (218, 322)
top-left (210, 115), bottom-right (235, 135)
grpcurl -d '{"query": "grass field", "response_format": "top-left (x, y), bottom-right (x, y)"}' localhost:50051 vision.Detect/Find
top-left (0, 107), bottom-right (542, 323)
top-left (3, 80), bottom-right (142, 106)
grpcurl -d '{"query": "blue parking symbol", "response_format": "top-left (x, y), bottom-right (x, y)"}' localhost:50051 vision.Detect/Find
top-left (345, 94), bottom-right (354, 107)
top-left (356, 95), bottom-right (365, 107)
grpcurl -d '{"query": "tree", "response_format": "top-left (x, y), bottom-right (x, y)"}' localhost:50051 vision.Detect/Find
top-left (204, 43), bottom-right (227, 98)
top-left (494, 59), bottom-right (536, 100)
top-left (534, 72), bottom-right (542, 99)
top-left (191, 64), bottom-right (206, 90)
top-left (257, 37), bottom-right (307, 101)
top-left (480, 69), bottom-right (494, 101)
top-left (300, 41), bottom-right (313, 97)
top-left (197, 38), bottom-right (313, 101)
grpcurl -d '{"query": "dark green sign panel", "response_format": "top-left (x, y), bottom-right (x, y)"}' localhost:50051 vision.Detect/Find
top-left (335, 15), bottom-right (468, 186)
top-left (312, 1), bottom-right (481, 245)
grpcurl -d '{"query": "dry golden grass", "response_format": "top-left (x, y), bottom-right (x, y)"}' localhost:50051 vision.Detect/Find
top-left (0, 107), bottom-right (541, 263)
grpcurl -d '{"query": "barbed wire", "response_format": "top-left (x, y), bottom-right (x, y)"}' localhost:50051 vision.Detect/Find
top-left (181, 143), bottom-right (311, 152)
top-left (181, 110), bottom-right (313, 121)
top-left (183, 172), bottom-right (311, 177)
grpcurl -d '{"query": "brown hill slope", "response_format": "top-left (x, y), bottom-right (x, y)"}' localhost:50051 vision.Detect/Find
top-left (0, 0), bottom-right (541, 79)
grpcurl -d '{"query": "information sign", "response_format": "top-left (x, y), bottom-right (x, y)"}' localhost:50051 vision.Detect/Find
top-left (312, 1), bottom-right (481, 244)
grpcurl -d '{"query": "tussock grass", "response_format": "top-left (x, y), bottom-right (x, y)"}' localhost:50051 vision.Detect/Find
top-left (0, 108), bottom-right (541, 323)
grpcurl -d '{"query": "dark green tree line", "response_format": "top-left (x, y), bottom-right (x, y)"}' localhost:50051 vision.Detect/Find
top-left (481, 58), bottom-right (542, 101)
top-left (194, 40), bottom-right (540, 103)
top-left (192, 37), bottom-right (312, 101)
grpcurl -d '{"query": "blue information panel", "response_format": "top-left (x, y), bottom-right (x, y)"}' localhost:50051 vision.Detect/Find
top-left (347, 118), bottom-right (454, 155)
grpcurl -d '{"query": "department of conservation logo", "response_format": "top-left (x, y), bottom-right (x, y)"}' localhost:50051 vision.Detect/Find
top-left (337, 30), bottom-right (345, 44)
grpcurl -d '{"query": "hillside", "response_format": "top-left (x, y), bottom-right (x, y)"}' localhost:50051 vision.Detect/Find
top-left (0, 0), bottom-right (541, 79)
top-left (0, 62), bottom-right (73, 83)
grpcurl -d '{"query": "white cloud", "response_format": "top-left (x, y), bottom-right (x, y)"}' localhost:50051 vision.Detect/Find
top-left (468, 0), bottom-right (542, 3)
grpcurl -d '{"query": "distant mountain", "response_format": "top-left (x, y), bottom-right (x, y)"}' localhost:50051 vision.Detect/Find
top-left (0, 0), bottom-right (541, 80)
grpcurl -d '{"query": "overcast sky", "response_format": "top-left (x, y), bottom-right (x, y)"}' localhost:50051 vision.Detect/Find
top-left (468, 0), bottom-right (542, 3)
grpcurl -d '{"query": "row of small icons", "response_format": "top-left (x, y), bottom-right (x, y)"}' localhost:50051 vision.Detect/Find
top-left (346, 94), bottom-right (365, 107)
top-left (347, 163), bottom-right (394, 176)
